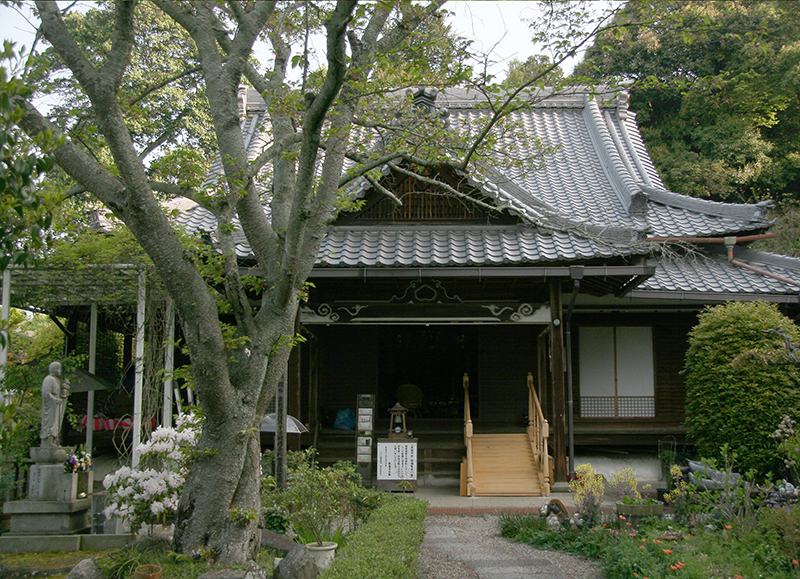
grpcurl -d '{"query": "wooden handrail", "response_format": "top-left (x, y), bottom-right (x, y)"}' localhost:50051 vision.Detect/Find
top-left (527, 372), bottom-right (551, 496)
top-left (463, 372), bottom-right (474, 496)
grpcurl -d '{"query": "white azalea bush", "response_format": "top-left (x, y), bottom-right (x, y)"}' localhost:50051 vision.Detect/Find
top-left (103, 412), bottom-right (201, 533)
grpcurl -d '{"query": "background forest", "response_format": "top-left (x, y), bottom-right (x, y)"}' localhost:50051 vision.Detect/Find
top-left (572, 0), bottom-right (800, 256)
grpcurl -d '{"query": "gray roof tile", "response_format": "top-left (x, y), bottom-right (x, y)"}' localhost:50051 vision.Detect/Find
top-left (175, 86), bottom-right (793, 298)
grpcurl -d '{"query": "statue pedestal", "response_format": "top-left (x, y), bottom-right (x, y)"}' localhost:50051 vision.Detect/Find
top-left (2, 497), bottom-right (92, 535)
top-left (28, 466), bottom-right (92, 502)
top-left (1, 447), bottom-right (92, 535)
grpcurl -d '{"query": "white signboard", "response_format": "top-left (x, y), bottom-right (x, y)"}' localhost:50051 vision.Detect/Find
top-left (377, 440), bottom-right (417, 480)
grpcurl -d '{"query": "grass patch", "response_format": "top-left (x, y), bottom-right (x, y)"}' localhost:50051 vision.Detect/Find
top-left (500, 512), bottom-right (800, 579)
top-left (0, 549), bottom-right (115, 579)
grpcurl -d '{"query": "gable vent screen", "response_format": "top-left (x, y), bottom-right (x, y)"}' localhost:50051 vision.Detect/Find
top-left (358, 191), bottom-right (482, 221)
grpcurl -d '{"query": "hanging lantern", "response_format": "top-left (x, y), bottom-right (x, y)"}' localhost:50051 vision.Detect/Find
top-left (388, 402), bottom-right (408, 439)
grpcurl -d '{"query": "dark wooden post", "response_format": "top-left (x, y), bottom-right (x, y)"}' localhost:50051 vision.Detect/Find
top-left (287, 315), bottom-right (302, 450)
top-left (549, 280), bottom-right (567, 483)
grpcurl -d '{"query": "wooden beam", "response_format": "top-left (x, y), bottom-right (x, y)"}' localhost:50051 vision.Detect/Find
top-left (549, 280), bottom-right (567, 482)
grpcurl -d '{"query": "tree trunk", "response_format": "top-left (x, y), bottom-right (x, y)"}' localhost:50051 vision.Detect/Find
top-left (173, 403), bottom-right (263, 562)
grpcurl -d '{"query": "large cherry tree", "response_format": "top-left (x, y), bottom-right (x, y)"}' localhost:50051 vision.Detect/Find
top-left (9, 0), bottom-right (619, 563)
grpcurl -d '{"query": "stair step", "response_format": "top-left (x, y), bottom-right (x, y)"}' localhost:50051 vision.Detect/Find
top-left (468, 431), bottom-right (544, 497)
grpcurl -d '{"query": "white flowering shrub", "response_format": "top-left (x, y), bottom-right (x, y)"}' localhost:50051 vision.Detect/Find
top-left (103, 412), bottom-right (201, 532)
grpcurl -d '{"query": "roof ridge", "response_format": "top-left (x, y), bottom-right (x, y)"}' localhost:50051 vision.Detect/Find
top-left (640, 185), bottom-right (771, 223)
top-left (707, 244), bottom-right (800, 271)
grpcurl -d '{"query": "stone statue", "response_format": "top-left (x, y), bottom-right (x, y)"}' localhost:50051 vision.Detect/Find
top-left (40, 361), bottom-right (69, 448)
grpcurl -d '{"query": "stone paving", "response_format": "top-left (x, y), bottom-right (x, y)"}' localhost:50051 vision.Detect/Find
top-left (418, 514), bottom-right (603, 579)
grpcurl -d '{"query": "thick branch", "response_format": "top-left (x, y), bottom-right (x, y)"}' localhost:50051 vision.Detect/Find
top-left (34, 1), bottom-right (99, 87)
top-left (103, 1), bottom-right (136, 88)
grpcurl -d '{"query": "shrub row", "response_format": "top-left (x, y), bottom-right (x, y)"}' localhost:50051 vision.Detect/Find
top-left (320, 495), bottom-right (428, 579)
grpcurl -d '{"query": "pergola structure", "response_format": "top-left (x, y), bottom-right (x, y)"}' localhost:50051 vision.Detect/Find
top-left (1, 265), bottom-right (175, 467)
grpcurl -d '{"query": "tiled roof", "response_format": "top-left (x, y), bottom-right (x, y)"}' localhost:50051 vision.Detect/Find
top-left (317, 226), bottom-right (638, 268)
top-left (635, 246), bottom-right (800, 298)
top-left (174, 86), bottom-right (792, 298)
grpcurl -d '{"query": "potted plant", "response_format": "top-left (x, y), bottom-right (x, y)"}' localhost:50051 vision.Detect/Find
top-left (274, 459), bottom-right (359, 570)
top-left (609, 467), bottom-right (664, 518)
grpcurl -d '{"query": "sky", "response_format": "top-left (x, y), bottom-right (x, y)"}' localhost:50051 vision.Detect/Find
top-left (0, 2), bottom-right (572, 81)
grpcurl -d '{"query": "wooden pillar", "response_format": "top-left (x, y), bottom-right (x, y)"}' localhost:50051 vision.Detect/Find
top-left (132, 269), bottom-right (146, 468)
top-left (549, 280), bottom-right (567, 483)
top-left (162, 298), bottom-right (175, 428)
top-left (308, 332), bottom-right (319, 429)
top-left (537, 329), bottom-right (548, 419)
top-left (86, 304), bottom-right (98, 456)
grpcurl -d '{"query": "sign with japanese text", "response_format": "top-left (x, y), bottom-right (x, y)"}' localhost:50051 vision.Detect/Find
top-left (377, 439), bottom-right (417, 480)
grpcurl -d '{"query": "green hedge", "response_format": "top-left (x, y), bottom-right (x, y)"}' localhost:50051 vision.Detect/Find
top-left (320, 495), bottom-right (428, 579)
top-left (684, 301), bottom-right (800, 477)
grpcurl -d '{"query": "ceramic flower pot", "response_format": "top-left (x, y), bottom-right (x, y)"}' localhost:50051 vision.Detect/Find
top-left (306, 541), bottom-right (337, 570)
top-left (615, 500), bottom-right (664, 518)
top-left (133, 564), bottom-right (162, 579)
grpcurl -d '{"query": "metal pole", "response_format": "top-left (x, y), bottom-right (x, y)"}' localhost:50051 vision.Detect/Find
top-left (162, 297), bottom-right (175, 428)
top-left (86, 303), bottom-right (98, 455)
top-left (275, 373), bottom-right (288, 490)
top-left (132, 270), bottom-right (146, 468)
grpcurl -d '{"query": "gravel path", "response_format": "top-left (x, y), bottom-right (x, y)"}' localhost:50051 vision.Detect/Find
top-left (417, 514), bottom-right (604, 579)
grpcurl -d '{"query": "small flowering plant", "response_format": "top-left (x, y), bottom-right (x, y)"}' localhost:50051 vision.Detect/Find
top-left (569, 463), bottom-right (605, 526)
top-left (103, 412), bottom-right (201, 533)
top-left (609, 467), bottom-right (658, 505)
top-left (64, 450), bottom-right (93, 473)
top-left (772, 415), bottom-right (800, 484)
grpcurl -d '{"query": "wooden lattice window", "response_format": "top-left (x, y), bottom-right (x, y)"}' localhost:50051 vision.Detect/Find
top-left (355, 172), bottom-right (489, 221)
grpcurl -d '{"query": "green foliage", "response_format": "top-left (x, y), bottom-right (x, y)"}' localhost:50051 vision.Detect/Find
top-left (757, 505), bottom-right (800, 562)
top-left (578, 0), bottom-right (800, 205)
top-left (684, 301), bottom-right (800, 477)
top-left (503, 55), bottom-right (564, 88)
top-left (663, 465), bottom-right (697, 524)
top-left (319, 495), bottom-right (427, 579)
top-left (773, 415), bottom-right (800, 484)
top-left (270, 457), bottom-right (361, 546)
top-left (501, 509), bottom-right (800, 579)
top-left (25, 2), bottom-right (214, 180)
top-left (0, 387), bottom-right (39, 496)
top-left (0, 42), bottom-right (62, 271)
top-left (97, 538), bottom-right (211, 579)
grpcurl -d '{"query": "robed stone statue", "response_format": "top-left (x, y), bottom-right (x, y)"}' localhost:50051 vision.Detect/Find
top-left (40, 361), bottom-right (69, 448)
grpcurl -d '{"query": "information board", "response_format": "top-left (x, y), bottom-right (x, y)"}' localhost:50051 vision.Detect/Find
top-left (377, 439), bottom-right (418, 481)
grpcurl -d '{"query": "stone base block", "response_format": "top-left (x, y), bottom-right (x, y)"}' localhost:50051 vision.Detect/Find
top-left (0, 533), bottom-right (133, 554)
top-left (0, 534), bottom-right (80, 553)
top-left (3, 498), bottom-right (91, 535)
top-left (28, 466), bottom-right (93, 502)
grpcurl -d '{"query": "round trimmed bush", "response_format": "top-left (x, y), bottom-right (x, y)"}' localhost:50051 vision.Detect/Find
top-left (684, 301), bottom-right (800, 478)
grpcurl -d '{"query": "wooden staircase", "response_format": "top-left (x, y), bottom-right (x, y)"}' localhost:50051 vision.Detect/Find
top-left (470, 433), bottom-right (542, 496)
top-left (461, 372), bottom-right (550, 497)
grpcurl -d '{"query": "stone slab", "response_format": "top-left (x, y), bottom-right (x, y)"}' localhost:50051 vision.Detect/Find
top-left (3, 498), bottom-right (92, 535)
top-left (0, 534), bottom-right (81, 554)
top-left (4, 498), bottom-right (92, 514)
top-left (80, 534), bottom-right (134, 551)
top-left (0, 533), bottom-right (133, 554)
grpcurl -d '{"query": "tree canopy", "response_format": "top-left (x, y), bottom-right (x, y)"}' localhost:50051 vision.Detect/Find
top-left (1, 0), bottom-right (627, 563)
top-left (577, 0), bottom-right (800, 205)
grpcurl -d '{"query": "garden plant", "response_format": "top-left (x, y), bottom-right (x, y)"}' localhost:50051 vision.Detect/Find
top-left (502, 457), bottom-right (800, 579)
